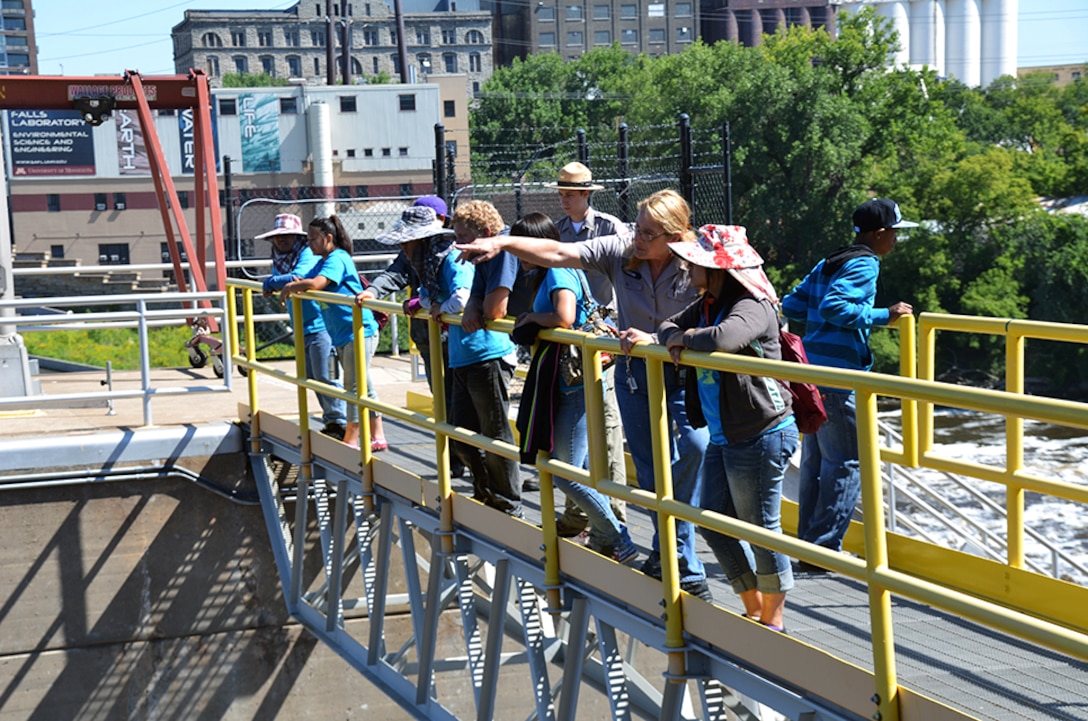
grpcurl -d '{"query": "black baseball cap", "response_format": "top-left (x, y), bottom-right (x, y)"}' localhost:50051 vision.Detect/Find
top-left (853, 199), bottom-right (918, 234)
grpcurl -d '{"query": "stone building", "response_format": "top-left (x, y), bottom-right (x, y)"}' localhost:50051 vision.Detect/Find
top-left (171, 1), bottom-right (493, 97)
top-left (1, 0), bottom-right (36, 75)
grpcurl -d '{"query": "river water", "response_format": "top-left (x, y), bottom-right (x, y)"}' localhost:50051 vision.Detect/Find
top-left (888, 410), bottom-right (1088, 582)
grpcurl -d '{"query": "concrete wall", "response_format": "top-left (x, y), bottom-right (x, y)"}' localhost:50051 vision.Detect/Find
top-left (0, 448), bottom-right (421, 721)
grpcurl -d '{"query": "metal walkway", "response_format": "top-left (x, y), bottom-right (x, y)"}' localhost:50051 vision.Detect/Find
top-left (249, 411), bottom-right (1088, 721)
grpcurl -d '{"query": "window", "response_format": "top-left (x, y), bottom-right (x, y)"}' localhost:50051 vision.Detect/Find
top-left (219, 98), bottom-right (237, 115)
top-left (566, 31), bottom-right (583, 46)
top-left (114, 192), bottom-right (127, 210)
top-left (231, 30), bottom-right (246, 46)
top-left (338, 185), bottom-right (352, 199)
top-left (364, 29), bottom-right (378, 46)
top-left (7, 54), bottom-right (29, 67)
top-left (469, 52), bottom-right (481, 72)
top-left (648, 3), bottom-right (664, 17)
top-left (233, 56), bottom-right (248, 74)
top-left (566, 5), bottom-right (583, 20)
top-left (399, 94), bottom-right (416, 111)
top-left (390, 29), bottom-right (398, 45)
top-left (94, 193), bottom-right (107, 211)
top-left (50, 245), bottom-right (64, 259)
top-left (444, 99), bottom-right (456, 117)
top-left (202, 32), bottom-right (223, 48)
top-left (538, 6), bottom-right (554, 21)
top-left (466, 30), bottom-right (484, 44)
top-left (472, 81), bottom-right (480, 95)
top-left (280, 97), bottom-right (298, 113)
top-left (207, 56), bottom-right (220, 76)
top-left (47, 194), bottom-right (60, 212)
top-left (417, 53), bottom-right (432, 74)
top-left (593, 4), bottom-right (609, 19)
top-left (161, 242), bottom-right (188, 263)
top-left (400, 183), bottom-right (413, 196)
top-left (340, 95), bottom-right (357, 112)
top-left (416, 28), bottom-right (430, 45)
top-left (99, 243), bottom-right (130, 266)
top-left (382, 148), bottom-right (391, 157)
top-left (649, 28), bottom-right (665, 43)
top-left (311, 30), bottom-right (326, 46)
top-left (676, 26), bottom-right (691, 42)
top-left (540, 32), bottom-right (556, 47)
top-left (178, 191), bottom-right (190, 209)
top-left (363, 149), bottom-right (373, 157)
top-left (675, 2), bottom-right (691, 16)
top-left (372, 57), bottom-right (379, 74)
top-left (314, 58), bottom-right (321, 74)
top-left (3, 17), bottom-right (25, 30)
top-left (287, 55), bottom-right (302, 76)
top-left (365, 2), bottom-right (371, 15)
top-left (620, 4), bottom-right (636, 19)
top-left (258, 30), bottom-right (273, 46)
top-left (355, 185), bottom-right (369, 197)
top-left (620, 28), bottom-right (637, 44)
top-left (346, 149), bottom-right (356, 158)
top-left (261, 56), bottom-right (275, 75)
top-left (392, 53), bottom-right (401, 75)
top-left (284, 28), bottom-right (300, 46)
top-left (594, 30), bottom-right (610, 45)
top-left (442, 28), bottom-right (455, 44)
top-left (399, 147), bottom-right (409, 157)
top-left (445, 140), bottom-right (457, 157)
top-left (1073, 71), bottom-right (1082, 80)
top-left (443, 52), bottom-right (457, 73)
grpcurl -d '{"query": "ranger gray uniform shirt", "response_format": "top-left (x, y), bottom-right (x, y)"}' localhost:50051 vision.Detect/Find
top-left (578, 231), bottom-right (700, 336)
top-left (556, 207), bottom-right (623, 307)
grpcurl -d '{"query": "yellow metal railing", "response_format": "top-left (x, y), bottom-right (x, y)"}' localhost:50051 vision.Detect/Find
top-left (228, 278), bottom-right (1088, 721)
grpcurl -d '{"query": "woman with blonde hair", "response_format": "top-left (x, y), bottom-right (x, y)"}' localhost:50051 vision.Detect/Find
top-left (456, 190), bottom-right (712, 599)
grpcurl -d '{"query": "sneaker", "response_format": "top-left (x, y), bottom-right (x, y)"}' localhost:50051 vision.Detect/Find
top-left (321, 423), bottom-right (346, 441)
top-left (680, 578), bottom-right (714, 603)
top-left (639, 550), bottom-right (662, 580)
top-left (522, 478), bottom-right (540, 492)
top-left (370, 437), bottom-right (388, 452)
top-left (794, 561), bottom-right (829, 575)
top-left (555, 512), bottom-right (588, 538)
top-left (612, 527), bottom-right (639, 566)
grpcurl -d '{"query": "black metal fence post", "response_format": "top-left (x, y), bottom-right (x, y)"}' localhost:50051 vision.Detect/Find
top-left (445, 146), bottom-right (456, 208)
top-left (678, 114), bottom-right (695, 219)
top-left (434, 123), bottom-right (446, 201)
top-left (722, 120), bottom-right (733, 225)
top-left (223, 155), bottom-right (235, 260)
top-left (616, 123), bottom-right (632, 223)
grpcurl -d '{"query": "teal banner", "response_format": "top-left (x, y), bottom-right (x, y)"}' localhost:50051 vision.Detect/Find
top-left (239, 93), bottom-right (280, 173)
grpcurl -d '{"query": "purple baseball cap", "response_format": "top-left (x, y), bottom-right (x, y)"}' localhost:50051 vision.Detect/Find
top-left (413, 195), bottom-right (448, 218)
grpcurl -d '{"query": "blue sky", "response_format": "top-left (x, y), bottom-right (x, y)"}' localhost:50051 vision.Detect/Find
top-left (33, 0), bottom-right (1088, 77)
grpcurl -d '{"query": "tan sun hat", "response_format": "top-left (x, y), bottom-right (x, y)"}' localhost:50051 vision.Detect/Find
top-left (545, 161), bottom-right (604, 191)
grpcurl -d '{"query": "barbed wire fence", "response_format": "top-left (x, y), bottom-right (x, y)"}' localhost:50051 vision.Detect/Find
top-left (225, 115), bottom-right (733, 353)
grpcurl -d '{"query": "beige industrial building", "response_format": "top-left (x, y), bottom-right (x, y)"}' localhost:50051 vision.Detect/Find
top-left (6, 78), bottom-right (469, 276)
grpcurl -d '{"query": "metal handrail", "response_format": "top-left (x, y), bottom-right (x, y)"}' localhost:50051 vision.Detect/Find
top-left (0, 291), bottom-right (233, 426)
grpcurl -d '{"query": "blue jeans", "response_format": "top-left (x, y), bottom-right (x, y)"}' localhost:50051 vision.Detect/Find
top-left (615, 357), bottom-right (708, 583)
top-left (551, 386), bottom-right (624, 550)
top-left (304, 330), bottom-right (345, 426)
top-left (450, 358), bottom-right (522, 514)
top-left (701, 423), bottom-right (798, 595)
top-left (797, 391), bottom-right (859, 551)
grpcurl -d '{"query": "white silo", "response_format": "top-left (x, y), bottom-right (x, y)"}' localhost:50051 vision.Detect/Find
top-left (945, 0), bottom-right (982, 86)
top-left (980, 0), bottom-right (1018, 86)
top-left (909, 0), bottom-right (946, 73)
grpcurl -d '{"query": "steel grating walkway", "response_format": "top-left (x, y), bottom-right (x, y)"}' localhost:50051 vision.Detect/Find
top-left (252, 413), bottom-right (1088, 721)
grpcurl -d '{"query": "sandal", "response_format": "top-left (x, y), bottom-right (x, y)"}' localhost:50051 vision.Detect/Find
top-left (370, 437), bottom-right (388, 452)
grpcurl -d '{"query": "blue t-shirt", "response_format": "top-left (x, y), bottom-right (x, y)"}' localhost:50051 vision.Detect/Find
top-left (262, 245), bottom-right (326, 336)
top-left (533, 268), bottom-right (590, 389)
top-left (449, 251), bottom-right (517, 368)
top-left (309, 248), bottom-right (365, 348)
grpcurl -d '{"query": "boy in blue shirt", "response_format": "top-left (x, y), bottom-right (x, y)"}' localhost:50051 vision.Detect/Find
top-left (449, 201), bottom-right (523, 517)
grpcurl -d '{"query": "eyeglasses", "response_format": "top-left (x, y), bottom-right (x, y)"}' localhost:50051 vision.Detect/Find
top-left (634, 224), bottom-right (668, 241)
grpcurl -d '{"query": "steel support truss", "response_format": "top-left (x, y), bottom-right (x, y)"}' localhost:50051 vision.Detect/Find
top-left (250, 430), bottom-right (860, 721)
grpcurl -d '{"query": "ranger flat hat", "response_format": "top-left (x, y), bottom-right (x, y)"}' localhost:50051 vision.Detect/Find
top-left (545, 162), bottom-right (604, 191)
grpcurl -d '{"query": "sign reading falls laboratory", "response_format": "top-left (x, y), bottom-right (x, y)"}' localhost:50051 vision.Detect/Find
top-left (7, 110), bottom-right (96, 176)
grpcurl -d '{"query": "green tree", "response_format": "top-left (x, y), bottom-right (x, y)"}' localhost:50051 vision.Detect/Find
top-left (220, 72), bottom-right (289, 88)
